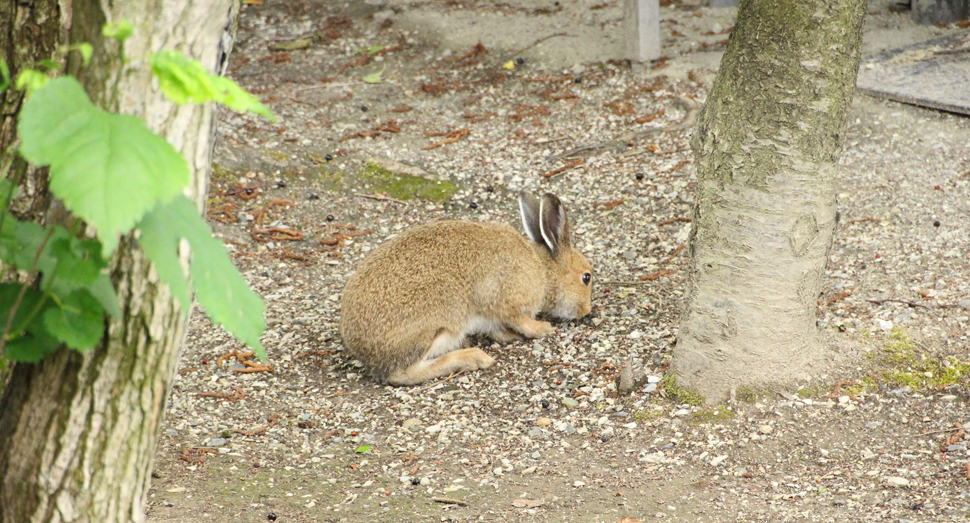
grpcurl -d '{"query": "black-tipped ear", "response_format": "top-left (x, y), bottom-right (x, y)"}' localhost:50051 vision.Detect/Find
top-left (519, 191), bottom-right (542, 244)
top-left (539, 193), bottom-right (570, 255)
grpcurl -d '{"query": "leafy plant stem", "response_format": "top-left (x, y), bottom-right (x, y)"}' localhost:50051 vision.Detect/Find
top-left (0, 224), bottom-right (56, 359)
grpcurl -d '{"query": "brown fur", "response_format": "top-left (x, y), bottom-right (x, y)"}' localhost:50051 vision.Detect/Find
top-left (339, 192), bottom-right (592, 385)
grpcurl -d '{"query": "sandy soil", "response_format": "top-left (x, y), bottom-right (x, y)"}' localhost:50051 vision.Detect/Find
top-left (146, 2), bottom-right (970, 522)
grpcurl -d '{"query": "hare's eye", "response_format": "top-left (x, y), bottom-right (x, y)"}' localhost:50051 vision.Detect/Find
top-left (582, 272), bottom-right (591, 285)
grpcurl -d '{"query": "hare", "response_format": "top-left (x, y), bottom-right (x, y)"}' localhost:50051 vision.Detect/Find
top-left (339, 191), bottom-right (593, 385)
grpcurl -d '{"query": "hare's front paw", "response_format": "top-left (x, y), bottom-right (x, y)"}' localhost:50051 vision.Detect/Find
top-left (514, 316), bottom-right (555, 338)
top-left (468, 348), bottom-right (496, 369)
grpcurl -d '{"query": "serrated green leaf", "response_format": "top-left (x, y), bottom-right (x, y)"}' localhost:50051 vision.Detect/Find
top-left (0, 59), bottom-right (10, 93)
top-left (355, 445), bottom-right (372, 454)
top-left (89, 273), bottom-right (121, 319)
top-left (138, 195), bottom-right (265, 357)
top-left (42, 289), bottom-right (104, 350)
top-left (151, 50), bottom-right (275, 121)
top-left (0, 213), bottom-right (15, 264)
top-left (8, 220), bottom-right (55, 274)
top-left (4, 329), bottom-right (61, 362)
top-left (0, 283), bottom-right (54, 354)
top-left (17, 77), bottom-right (190, 255)
top-left (102, 20), bottom-right (134, 43)
top-left (136, 203), bottom-right (192, 310)
top-left (362, 63), bottom-right (386, 84)
top-left (15, 69), bottom-right (48, 94)
top-left (0, 178), bottom-right (13, 213)
top-left (49, 236), bottom-right (105, 287)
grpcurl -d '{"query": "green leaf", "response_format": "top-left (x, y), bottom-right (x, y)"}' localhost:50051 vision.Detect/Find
top-left (48, 236), bottom-right (105, 287)
top-left (4, 329), bottom-right (61, 362)
top-left (0, 178), bottom-right (13, 213)
top-left (0, 283), bottom-right (60, 362)
top-left (89, 273), bottom-right (121, 319)
top-left (136, 203), bottom-right (192, 310)
top-left (362, 45), bottom-right (387, 55)
top-left (355, 445), bottom-right (372, 454)
top-left (42, 289), bottom-right (105, 350)
top-left (362, 63), bottom-right (386, 84)
top-left (0, 59), bottom-right (10, 93)
top-left (8, 220), bottom-right (55, 275)
top-left (15, 69), bottom-right (48, 94)
top-left (102, 20), bottom-right (134, 43)
top-left (17, 77), bottom-right (190, 255)
top-left (150, 50), bottom-right (275, 121)
top-left (138, 195), bottom-right (266, 357)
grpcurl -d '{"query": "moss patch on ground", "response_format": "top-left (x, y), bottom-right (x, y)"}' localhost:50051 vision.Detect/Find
top-left (689, 407), bottom-right (736, 425)
top-left (358, 160), bottom-right (457, 201)
top-left (661, 374), bottom-right (704, 406)
top-left (861, 327), bottom-right (970, 392)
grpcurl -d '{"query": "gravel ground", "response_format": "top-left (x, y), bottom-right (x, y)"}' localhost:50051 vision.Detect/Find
top-left (147, 1), bottom-right (970, 522)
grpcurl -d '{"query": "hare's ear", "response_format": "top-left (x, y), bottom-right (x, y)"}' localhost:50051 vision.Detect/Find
top-left (519, 191), bottom-right (543, 244)
top-left (539, 193), bottom-right (570, 255)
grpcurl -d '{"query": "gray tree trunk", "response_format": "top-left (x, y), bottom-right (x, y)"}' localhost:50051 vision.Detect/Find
top-left (0, 0), bottom-right (238, 521)
top-left (672, 0), bottom-right (867, 403)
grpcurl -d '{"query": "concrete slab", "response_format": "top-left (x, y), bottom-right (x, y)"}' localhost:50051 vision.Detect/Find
top-left (857, 29), bottom-right (970, 115)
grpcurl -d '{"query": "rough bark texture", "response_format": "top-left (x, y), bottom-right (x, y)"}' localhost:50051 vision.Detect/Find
top-left (672, 0), bottom-right (866, 403)
top-left (0, 0), bottom-right (66, 223)
top-left (0, 0), bottom-right (238, 521)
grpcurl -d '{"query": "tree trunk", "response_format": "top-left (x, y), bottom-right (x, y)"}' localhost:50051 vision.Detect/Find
top-left (0, 0), bottom-right (238, 521)
top-left (672, 0), bottom-right (866, 403)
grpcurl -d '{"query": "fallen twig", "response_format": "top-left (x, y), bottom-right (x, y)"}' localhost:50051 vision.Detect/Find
top-left (865, 298), bottom-right (929, 309)
top-left (433, 497), bottom-right (468, 506)
top-left (422, 128), bottom-right (470, 150)
top-left (508, 32), bottom-right (570, 59)
top-left (542, 158), bottom-right (584, 178)
top-left (252, 226), bottom-right (303, 242)
top-left (413, 370), bottom-right (467, 393)
top-left (547, 96), bottom-right (699, 161)
top-left (658, 217), bottom-right (691, 226)
top-left (196, 385), bottom-right (246, 402)
top-left (639, 269), bottom-right (675, 281)
top-left (357, 193), bottom-right (408, 206)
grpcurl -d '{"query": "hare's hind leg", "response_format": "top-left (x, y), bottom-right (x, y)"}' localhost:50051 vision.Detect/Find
top-left (386, 330), bottom-right (495, 386)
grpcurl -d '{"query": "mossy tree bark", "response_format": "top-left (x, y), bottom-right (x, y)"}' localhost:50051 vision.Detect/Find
top-left (672, 0), bottom-right (866, 403)
top-left (0, 0), bottom-right (239, 521)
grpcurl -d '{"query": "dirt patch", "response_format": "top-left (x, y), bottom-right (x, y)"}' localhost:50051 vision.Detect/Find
top-left (148, 1), bottom-right (970, 522)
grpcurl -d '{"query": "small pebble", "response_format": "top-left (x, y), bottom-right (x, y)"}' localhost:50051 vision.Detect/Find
top-left (886, 476), bottom-right (910, 487)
